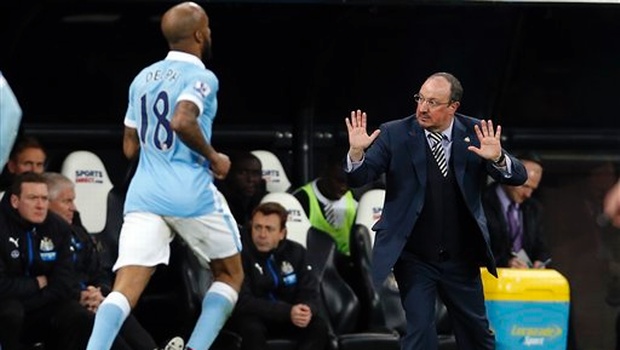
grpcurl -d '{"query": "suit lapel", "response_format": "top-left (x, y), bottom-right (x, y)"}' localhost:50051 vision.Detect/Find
top-left (451, 117), bottom-right (470, 189)
top-left (406, 119), bottom-right (427, 187)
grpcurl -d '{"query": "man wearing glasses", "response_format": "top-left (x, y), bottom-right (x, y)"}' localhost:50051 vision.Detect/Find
top-left (344, 72), bottom-right (527, 350)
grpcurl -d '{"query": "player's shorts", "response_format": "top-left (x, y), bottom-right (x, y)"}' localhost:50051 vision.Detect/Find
top-left (113, 207), bottom-right (242, 271)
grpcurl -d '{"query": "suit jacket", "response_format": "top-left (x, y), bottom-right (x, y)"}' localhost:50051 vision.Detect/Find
top-left (482, 183), bottom-right (551, 267)
top-left (346, 113), bottom-right (527, 286)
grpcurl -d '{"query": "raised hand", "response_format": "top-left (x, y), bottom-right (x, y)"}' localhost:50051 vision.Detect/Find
top-left (345, 109), bottom-right (380, 161)
top-left (467, 120), bottom-right (502, 161)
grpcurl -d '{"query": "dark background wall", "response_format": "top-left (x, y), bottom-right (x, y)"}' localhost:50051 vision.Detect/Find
top-left (2, 1), bottom-right (620, 348)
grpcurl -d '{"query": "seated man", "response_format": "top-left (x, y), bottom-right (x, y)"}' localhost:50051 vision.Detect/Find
top-left (44, 171), bottom-right (160, 350)
top-left (216, 151), bottom-right (267, 228)
top-left (229, 202), bottom-right (329, 350)
top-left (482, 152), bottom-right (551, 268)
top-left (293, 154), bottom-right (358, 257)
top-left (0, 135), bottom-right (47, 195)
top-left (0, 172), bottom-right (92, 349)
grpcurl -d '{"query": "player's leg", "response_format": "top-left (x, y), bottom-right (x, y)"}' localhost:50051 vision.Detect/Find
top-left (167, 209), bottom-right (243, 350)
top-left (87, 212), bottom-right (174, 350)
top-left (186, 254), bottom-right (243, 350)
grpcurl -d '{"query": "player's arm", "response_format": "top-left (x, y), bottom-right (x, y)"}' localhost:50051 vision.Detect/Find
top-left (123, 126), bottom-right (140, 160)
top-left (170, 100), bottom-right (218, 162)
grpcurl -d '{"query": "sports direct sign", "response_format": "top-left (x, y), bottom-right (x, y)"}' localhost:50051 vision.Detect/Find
top-left (74, 170), bottom-right (104, 184)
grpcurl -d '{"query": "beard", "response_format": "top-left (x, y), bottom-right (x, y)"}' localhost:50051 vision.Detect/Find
top-left (202, 41), bottom-right (213, 61)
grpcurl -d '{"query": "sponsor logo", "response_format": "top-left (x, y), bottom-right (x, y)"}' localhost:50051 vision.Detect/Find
top-left (262, 169), bottom-right (281, 183)
top-left (193, 81), bottom-right (211, 98)
top-left (372, 207), bottom-right (382, 221)
top-left (9, 236), bottom-right (19, 248)
top-left (511, 325), bottom-right (563, 346)
top-left (287, 209), bottom-right (303, 222)
top-left (75, 170), bottom-right (104, 183)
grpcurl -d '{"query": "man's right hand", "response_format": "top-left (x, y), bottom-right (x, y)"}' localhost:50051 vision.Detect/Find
top-left (508, 257), bottom-right (529, 269)
top-left (345, 109), bottom-right (380, 162)
top-left (210, 152), bottom-right (231, 180)
top-left (290, 303), bottom-right (312, 328)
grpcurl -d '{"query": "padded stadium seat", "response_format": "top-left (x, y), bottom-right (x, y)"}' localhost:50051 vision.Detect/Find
top-left (251, 150), bottom-right (292, 193)
top-left (307, 228), bottom-right (400, 350)
top-left (259, 192), bottom-right (310, 248)
top-left (351, 188), bottom-right (406, 335)
top-left (352, 189), bottom-right (456, 349)
top-left (348, 225), bottom-right (388, 332)
top-left (354, 188), bottom-right (385, 247)
top-left (60, 150), bottom-right (113, 233)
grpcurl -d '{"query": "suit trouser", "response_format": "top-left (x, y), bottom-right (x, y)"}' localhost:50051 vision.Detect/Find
top-left (0, 298), bottom-right (92, 350)
top-left (233, 313), bottom-right (329, 350)
top-left (393, 252), bottom-right (495, 350)
top-left (115, 313), bottom-right (158, 350)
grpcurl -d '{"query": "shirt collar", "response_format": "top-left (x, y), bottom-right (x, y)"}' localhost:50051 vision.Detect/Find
top-left (423, 118), bottom-right (454, 142)
top-left (496, 185), bottom-right (518, 213)
top-left (165, 51), bottom-right (205, 69)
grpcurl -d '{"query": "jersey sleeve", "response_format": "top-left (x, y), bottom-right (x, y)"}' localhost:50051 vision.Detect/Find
top-left (0, 72), bottom-right (23, 169)
top-left (177, 71), bottom-right (218, 116)
top-left (123, 79), bottom-right (138, 129)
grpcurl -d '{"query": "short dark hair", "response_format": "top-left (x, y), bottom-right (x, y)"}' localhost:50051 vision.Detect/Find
top-left (429, 72), bottom-right (463, 102)
top-left (229, 151), bottom-right (261, 172)
top-left (9, 172), bottom-right (47, 196)
top-left (251, 202), bottom-right (288, 230)
top-left (515, 150), bottom-right (543, 167)
top-left (9, 136), bottom-right (46, 161)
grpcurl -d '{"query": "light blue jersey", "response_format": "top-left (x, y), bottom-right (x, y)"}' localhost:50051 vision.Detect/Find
top-left (124, 51), bottom-right (220, 217)
top-left (0, 71), bottom-right (23, 170)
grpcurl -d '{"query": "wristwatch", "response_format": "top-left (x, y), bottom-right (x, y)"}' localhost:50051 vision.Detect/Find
top-left (493, 152), bottom-right (506, 166)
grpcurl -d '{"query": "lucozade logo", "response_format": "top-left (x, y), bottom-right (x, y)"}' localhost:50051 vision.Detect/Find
top-left (510, 325), bottom-right (563, 346)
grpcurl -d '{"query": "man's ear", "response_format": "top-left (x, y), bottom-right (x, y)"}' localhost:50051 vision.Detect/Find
top-left (10, 194), bottom-right (19, 209)
top-left (194, 30), bottom-right (204, 44)
top-left (7, 160), bottom-right (16, 174)
top-left (450, 101), bottom-right (460, 110)
top-left (280, 228), bottom-right (287, 240)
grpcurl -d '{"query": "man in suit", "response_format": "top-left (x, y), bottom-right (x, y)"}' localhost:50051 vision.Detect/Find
top-left (344, 72), bottom-right (527, 350)
top-left (483, 152), bottom-right (551, 269)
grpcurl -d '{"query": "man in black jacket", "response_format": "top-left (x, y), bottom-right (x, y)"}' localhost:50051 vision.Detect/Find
top-left (0, 172), bottom-right (92, 350)
top-left (482, 152), bottom-right (551, 268)
top-left (229, 202), bottom-right (328, 350)
top-left (44, 171), bottom-right (159, 350)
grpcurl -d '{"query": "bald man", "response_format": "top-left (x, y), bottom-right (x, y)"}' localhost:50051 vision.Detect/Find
top-left (87, 3), bottom-right (243, 350)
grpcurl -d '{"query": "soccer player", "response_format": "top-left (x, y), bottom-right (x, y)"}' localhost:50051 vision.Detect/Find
top-left (0, 71), bottom-right (22, 171)
top-left (86, 3), bottom-right (244, 350)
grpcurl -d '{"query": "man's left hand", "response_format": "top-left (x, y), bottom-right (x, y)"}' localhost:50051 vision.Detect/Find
top-left (468, 120), bottom-right (502, 161)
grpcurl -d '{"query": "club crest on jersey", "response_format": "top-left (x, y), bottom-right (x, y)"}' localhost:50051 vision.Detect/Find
top-left (194, 81), bottom-right (211, 98)
top-left (39, 237), bottom-right (57, 262)
top-left (281, 261), bottom-right (297, 286)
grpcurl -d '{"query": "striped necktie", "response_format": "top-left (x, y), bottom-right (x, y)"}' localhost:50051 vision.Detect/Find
top-left (429, 132), bottom-right (448, 177)
top-left (324, 202), bottom-right (336, 226)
